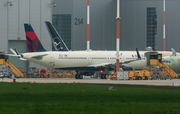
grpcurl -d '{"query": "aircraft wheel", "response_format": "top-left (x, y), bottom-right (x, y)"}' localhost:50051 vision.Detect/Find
top-left (75, 74), bottom-right (78, 79)
top-left (80, 75), bottom-right (83, 79)
top-left (145, 77), bottom-right (148, 80)
top-left (101, 74), bottom-right (104, 79)
top-left (77, 74), bottom-right (80, 79)
top-left (104, 74), bottom-right (107, 79)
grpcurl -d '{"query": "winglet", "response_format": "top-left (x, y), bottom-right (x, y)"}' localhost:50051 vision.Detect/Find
top-left (136, 48), bottom-right (141, 59)
top-left (171, 48), bottom-right (176, 56)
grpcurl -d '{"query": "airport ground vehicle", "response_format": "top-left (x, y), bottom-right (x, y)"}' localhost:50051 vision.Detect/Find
top-left (0, 52), bottom-right (24, 78)
top-left (108, 52), bottom-right (178, 80)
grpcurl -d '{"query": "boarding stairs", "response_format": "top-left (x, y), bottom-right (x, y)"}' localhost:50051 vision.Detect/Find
top-left (142, 61), bottom-right (178, 80)
top-left (158, 61), bottom-right (178, 79)
top-left (0, 57), bottom-right (24, 78)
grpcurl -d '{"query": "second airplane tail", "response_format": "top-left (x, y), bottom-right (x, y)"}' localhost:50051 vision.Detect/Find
top-left (45, 21), bottom-right (69, 51)
top-left (24, 24), bottom-right (46, 52)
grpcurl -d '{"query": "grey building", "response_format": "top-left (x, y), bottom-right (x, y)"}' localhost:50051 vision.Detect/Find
top-left (0, 0), bottom-right (180, 71)
top-left (0, 0), bottom-right (52, 71)
top-left (53, 0), bottom-right (180, 52)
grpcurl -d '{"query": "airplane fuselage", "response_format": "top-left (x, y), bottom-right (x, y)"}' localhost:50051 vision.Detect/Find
top-left (162, 56), bottom-right (180, 74)
top-left (22, 51), bottom-right (147, 70)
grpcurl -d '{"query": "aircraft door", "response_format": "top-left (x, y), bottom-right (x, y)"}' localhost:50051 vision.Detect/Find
top-left (50, 53), bottom-right (55, 67)
top-left (120, 53), bottom-right (124, 63)
top-left (88, 55), bottom-right (92, 64)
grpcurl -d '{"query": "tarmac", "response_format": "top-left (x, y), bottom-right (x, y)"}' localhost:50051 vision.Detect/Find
top-left (0, 78), bottom-right (180, 86)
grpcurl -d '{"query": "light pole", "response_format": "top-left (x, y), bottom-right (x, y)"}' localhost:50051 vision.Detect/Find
top-left (116, 0), bottom-right (120, 80)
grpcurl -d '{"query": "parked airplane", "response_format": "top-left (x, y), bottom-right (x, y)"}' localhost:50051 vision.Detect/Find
top-left (162, 56), bottom-right (180, 74)
top-left (162, 49), bottom-right (180, 77)
top-left (19, 23), bottom-right (149, 79)
top-left (10, 22), bottom-right (180, 79)
top-left (45, 21), bottom-right (180, 58)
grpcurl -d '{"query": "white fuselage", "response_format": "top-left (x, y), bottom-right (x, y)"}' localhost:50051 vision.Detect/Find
top-left (22, 50), bottom-right (147, 70)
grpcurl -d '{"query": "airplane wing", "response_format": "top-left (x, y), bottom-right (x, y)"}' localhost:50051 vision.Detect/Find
top-left (31, 54), bottom-right (49, 58)
top-left (162, 48), bottom-right (177, 59)
top-left (170, 48), bottom-right (176, 56)
top-left (121, 48), bottom-right (141, 64)
top-left (88, 48), bottom-right (141, 68)
top-left (87, 63), bottom-right (114, 68)
top-left (5, 54), bottom-right (19, 57)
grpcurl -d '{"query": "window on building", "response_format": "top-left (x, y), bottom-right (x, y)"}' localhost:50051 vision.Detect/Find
top-left (52, 14), bottom-right (71, 50)
top-left (147, 7), bottom-right (157, 51)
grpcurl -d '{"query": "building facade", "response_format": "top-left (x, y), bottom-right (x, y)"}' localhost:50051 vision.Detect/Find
top-left (0, 0), bottom-right (180, 71)
top-left (0, 0), bottom-right (52, 70)
top-left (53, 0), bottom-right (180, 52)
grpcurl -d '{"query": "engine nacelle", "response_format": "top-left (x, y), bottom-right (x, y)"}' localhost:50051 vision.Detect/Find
top-left (121, 66), bottom-right (134, 71)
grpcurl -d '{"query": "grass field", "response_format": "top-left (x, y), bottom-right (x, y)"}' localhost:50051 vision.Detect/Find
top-left (0, 82), bottom-right (180, 114)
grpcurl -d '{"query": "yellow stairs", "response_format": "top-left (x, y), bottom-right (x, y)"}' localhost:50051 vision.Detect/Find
top-left (158, 61), bottom-right (178, 79)
top-left (0, 59), bottom-right (24, 78)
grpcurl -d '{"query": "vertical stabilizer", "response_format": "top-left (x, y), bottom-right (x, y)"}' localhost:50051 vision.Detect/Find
top-left (45, 21), bottom-right (69, 51)
top-left (24, 24), bottom-right (46, 52)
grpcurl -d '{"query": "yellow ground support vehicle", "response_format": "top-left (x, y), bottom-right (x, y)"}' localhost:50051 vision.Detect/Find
top-left (128, 70), bottom-right (150, 80)
top-left (109, 51), bottom-right (178, 80)
top-left (0, 52), bottom-right (24, 78)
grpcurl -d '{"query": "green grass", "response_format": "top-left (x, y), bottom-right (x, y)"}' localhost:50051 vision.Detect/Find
top-left (0, 83), bottom-right (180, 114)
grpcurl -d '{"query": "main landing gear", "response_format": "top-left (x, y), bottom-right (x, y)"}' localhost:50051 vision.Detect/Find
top-left (100, 74), bottom-right (107, 79)
top-left (75, 74), bottom-right (83, 79)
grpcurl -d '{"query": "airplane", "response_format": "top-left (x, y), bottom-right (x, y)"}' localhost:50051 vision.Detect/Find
top-left (19, 23), bottom-right (150, 79)
top-left (10, 22), bottom-right (180, 79)
top-left (45, 21), bottom-right (180, 58)
top-left (162, 56), bottom-right (180, 74)
top-left (162, 49), bottom-right (180, 77)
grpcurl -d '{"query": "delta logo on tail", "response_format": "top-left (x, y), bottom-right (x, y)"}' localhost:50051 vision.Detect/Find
top-left (24, 24), bottom-right (46, 52)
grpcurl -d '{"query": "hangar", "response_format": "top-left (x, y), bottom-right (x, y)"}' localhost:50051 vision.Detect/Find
top-left (0, 0), bottom-right (179, 70)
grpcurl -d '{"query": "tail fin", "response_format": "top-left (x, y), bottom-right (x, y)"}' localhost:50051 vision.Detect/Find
top-left (45, 21), bottom-right (69, 51)
top-left (24, 24), bottom-right (46, 52)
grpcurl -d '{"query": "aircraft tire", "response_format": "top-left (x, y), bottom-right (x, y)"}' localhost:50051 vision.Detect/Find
top-left (77, 74), bottom-right (80, 79)
top-left (145, 77), bottom-right (148, 80)
top-left (80, 75), bottom-right (83, 79)
top-left (75, 74), bottom-right (78, 79)
top-left (104, 74), bottom-right (107, 79)
top-left (101, 74), bottom-right (104, 79)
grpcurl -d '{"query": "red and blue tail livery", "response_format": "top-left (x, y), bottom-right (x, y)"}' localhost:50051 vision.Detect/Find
top-left (24, 24), bottom-right (46, 52)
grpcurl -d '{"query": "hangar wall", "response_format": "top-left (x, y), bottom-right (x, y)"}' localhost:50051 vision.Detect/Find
top-left (53, 0), bottom-right (116, 51)
top-left (53, 0), bottom-right (180, 52)
top-left (0, 0), bottom-right (52, 70)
